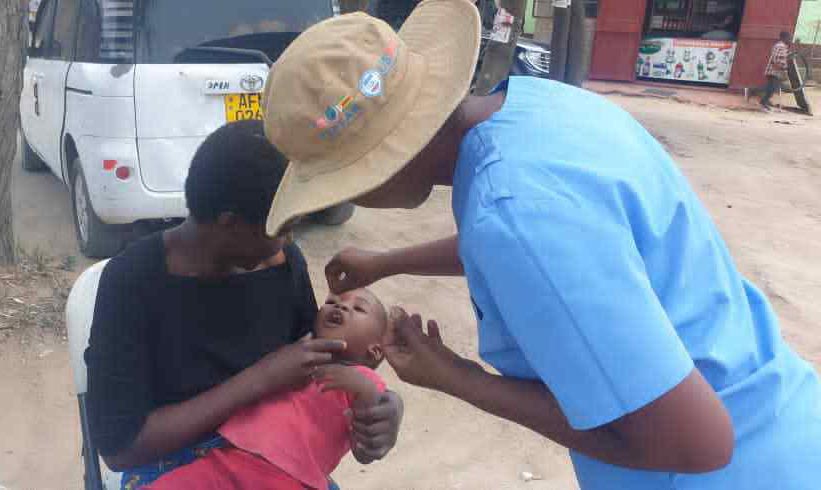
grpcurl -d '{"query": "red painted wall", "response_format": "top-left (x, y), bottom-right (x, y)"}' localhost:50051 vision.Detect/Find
top-left (589, 0), bottom-right (648, 81)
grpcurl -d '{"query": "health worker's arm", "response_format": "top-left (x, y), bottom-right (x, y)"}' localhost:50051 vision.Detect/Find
top-left (326, 235), bottom-right (462, 294)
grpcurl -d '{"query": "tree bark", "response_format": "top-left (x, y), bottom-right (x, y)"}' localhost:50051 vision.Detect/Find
top-left (0, 0), bottom-right (25, 264)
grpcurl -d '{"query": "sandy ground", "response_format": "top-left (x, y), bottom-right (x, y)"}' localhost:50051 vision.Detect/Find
top-left (1, 91), bottom-right (820, 490)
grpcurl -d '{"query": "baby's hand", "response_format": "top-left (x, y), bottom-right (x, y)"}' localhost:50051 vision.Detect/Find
top-left (315, 364), bottom-right (380, 406)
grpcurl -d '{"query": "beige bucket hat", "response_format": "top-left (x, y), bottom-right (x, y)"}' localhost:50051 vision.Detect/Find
top-left (263, 0), bottom-right (481, 237)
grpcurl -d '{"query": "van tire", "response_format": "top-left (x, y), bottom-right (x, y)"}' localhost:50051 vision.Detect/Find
top-left (70, 162), bottom-right (125, 258)
top-left (310, 203), bottom-right (356, 226)
top-left (21, 133), bottom-right (48, 172)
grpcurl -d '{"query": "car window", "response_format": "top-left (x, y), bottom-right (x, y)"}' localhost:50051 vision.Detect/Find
top-left (75, 0), bottom-right (102, 62)
top-left (53, 0), bottom-right (81, 60)
top-left (136, 0), bottom-right (333, 64)
top-left (31, 0), bottom-right (57, 57)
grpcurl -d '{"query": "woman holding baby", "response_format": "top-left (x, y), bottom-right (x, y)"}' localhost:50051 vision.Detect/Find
top-left (85, 121), bottom-right (403, 490)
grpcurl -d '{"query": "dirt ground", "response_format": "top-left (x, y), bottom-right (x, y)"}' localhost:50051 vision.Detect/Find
top-left (1, 91), bottom-right (820, 490)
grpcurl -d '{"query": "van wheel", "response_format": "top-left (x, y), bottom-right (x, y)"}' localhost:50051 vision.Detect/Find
top-left (71, 162), bottom-right (125, 258)
top-left (21, 133), bottom-right (48, 172)
top-left (310, 203), bottom-right (356, 226)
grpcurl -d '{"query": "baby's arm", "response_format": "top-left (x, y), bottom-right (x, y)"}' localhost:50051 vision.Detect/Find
top-left (317, 364), bottom-right (381, 406)
top-left (316, 364), bottom-right (385, 464)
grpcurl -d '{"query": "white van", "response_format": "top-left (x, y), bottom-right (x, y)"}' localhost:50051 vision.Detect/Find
top-left (20, 0), bottom-right (351, 258)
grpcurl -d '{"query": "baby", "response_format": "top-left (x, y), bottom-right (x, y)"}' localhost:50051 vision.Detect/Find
top-left (146, 289), bottom-right (389, 490)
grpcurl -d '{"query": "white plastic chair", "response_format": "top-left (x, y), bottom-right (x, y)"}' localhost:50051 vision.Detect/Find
top-left (66, 259), bottom-right (122, 490)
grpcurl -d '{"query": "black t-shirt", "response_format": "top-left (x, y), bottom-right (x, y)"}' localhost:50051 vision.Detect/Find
top-left (84, 233), bottom-right (317, 456)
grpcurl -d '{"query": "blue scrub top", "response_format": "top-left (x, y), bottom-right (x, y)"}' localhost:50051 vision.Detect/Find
top-left (453, 77), bottom-right (821, 489)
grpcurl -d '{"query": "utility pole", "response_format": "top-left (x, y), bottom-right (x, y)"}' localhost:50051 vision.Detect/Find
top-left (549, 0), bottom-right (570, 82)
top-left (474, 0), bottom-right (526, 95)
top-left (564, 0), bottom-right (586, 86)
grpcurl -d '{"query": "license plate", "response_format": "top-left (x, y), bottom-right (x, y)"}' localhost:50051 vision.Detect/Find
top-left (224, 93), bottom-right (262, 122)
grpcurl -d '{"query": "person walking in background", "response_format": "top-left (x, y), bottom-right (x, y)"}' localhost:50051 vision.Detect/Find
top-left (761, 31), bottom-right (792, 111)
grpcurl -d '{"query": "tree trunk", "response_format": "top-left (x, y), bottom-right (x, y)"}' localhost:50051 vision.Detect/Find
top-left (0, 0), bottom-right (25, 265)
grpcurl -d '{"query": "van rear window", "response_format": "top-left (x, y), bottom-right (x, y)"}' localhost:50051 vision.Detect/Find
top-left (136, 0), bottom-right (334, 64)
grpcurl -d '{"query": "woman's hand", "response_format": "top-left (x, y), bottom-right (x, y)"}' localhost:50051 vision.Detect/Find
top-left (250, 339), bottom-right (347, 397)
top-left (384, 307), bottom-right (483, 392)
top-left (325, 247), bottom-right (387, 294)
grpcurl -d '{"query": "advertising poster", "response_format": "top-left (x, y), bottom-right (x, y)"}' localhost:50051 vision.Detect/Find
top-left (637, 38), bottom-right (737, 85)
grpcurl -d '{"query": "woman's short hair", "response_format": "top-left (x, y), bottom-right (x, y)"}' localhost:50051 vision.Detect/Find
top-left (185, 120), bottom-right (287, 224)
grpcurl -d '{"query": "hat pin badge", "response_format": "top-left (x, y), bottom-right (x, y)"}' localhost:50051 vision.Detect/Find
top-left (359, 70), bottom-right (383, 98)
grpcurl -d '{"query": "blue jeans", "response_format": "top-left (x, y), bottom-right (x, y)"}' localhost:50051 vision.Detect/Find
top-left (119, 435), bottom-right (342, 490)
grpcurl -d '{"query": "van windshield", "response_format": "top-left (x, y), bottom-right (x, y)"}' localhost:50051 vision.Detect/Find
top-left (136, 0), bottom-right (334, 64)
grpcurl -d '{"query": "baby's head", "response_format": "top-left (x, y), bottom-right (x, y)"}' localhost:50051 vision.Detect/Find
top-left (314, 289), bottom-right (388, 369)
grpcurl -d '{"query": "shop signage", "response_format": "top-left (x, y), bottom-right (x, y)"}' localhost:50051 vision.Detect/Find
top-left (637, 38), bottom-right (737, 85)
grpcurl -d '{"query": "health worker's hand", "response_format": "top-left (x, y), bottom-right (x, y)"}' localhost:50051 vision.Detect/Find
top-left (384, 307), bottom-right (484, 392)
top-left (325, 247), bottom-right (386, 294)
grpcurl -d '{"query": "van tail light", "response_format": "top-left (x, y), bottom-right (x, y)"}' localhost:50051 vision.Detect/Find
top-left (103, 159), bottom-right (117, 171)
top-left (115, 167), bottom-right (132, 181)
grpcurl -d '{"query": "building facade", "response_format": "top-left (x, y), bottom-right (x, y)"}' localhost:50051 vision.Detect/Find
top-left (589, 0), bottom-right (802, 89)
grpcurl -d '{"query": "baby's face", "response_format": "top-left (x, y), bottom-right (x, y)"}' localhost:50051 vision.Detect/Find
top-left (315, 289), bottom-right (387, 366)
